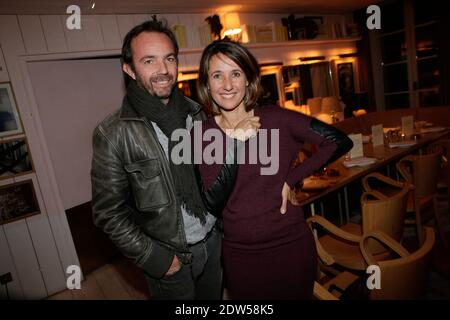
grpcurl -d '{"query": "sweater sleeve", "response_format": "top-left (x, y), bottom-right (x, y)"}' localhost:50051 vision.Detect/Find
top-left (285, 115), bottom-right (353, 188)
top-left (190, 121), bottom-right (242, 216)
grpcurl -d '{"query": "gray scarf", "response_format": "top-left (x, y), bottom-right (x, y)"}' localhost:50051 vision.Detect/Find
top-left (125, 80), bottom-right (207, 224)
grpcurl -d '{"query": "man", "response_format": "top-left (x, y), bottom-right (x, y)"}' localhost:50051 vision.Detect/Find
top-left (91, 18), bottom-right (236, 300)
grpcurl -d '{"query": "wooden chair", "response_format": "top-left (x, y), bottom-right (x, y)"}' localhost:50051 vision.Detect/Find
top-left (315, 227), bottom-right (435, 300)
top-left (396, 145), bottom-right (448, 247)
top-left (313, 281), bottom-right (339, 300)
top-left (361, 226), bottom-right (435, 299)
top-left (307, 173), bottom-right (412, 271)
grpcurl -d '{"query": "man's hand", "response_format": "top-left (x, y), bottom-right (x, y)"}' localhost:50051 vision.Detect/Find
top-left (226, 116), bottom-right (261, 141)
top-left (165, 255), bottom-right (182, 276)
top-left (280, 182), bottom-right (299, 214)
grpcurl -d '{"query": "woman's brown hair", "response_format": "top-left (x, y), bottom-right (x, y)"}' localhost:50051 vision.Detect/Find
top-left (197, 40), bottom-right (263, 115)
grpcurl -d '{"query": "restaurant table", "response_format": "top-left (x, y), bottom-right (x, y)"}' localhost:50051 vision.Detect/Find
top-left (296, 128), bottom-right (450, 222)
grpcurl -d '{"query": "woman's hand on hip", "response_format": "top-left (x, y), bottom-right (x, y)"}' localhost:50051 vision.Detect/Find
top-left (280, 182), bottom-right (299, 214)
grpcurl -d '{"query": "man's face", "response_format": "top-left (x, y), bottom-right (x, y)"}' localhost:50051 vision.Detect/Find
top-left (123, 32), bottom-right (178, 104)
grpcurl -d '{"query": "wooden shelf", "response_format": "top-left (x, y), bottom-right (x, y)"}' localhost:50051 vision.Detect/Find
top-left (179, 37), bottom-right (362, 54)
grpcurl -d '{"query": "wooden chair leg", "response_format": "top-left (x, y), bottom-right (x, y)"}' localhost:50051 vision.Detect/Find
top-left (433, 196), bottom-right (449, 248)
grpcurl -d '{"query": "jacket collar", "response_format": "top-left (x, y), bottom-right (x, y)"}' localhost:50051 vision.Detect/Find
top-left (119, 93), bottom-right (202, 121)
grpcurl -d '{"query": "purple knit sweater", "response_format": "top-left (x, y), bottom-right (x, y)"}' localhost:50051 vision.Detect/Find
top-left (195, 105), bottom-right (338, 249)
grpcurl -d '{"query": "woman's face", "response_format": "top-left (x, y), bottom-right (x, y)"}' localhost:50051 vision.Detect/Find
top-left (207, 53), bottom-right (248, 112)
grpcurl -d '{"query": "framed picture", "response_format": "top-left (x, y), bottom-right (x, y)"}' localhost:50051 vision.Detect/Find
top-left (332, 58), bottom-right (360, 104)
top-left (0, 82), bottom-right (23, 138)
top-left (0, 138), bottom-right (34, 180)
top-left (0, 179), bottom-right (40, 225)
top-left (260, 64), bottom-right (284, 107)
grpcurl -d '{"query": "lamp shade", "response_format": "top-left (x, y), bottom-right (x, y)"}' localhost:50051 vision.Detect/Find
top-left (321, 96), bottom-right (342, 113)
top-left (306, 97), bottom-right (322, 115)
top-left (223, 13), bottom-right (242, 36)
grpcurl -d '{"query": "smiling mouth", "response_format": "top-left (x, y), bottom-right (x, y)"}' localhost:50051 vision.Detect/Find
top-left (154, 80), bottom-right (170, 86)
top-left (151, 76), bottom-right (173, 86)
top-left (220, 93), bottom-right (237, 98)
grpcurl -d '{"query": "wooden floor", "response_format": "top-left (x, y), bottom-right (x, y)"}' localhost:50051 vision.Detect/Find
top-left (53, 195), bottom-right (450, 300)
top-left (48, 258), bottom-right (151, 300)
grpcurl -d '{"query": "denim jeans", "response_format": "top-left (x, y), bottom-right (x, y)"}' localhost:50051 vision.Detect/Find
top-left (145, 228), bottom-right (222, 300)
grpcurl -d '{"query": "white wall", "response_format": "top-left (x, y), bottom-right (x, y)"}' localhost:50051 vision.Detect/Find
top-left (27, 58), bottom-right (125, 210)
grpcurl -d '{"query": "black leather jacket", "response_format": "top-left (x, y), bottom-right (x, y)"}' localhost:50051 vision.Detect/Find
top-left (91, 97), bottom-right (237, 279)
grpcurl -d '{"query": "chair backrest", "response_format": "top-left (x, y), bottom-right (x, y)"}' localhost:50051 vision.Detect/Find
top-left (307, 97), bottom-right (322, 115)
top-left (361, 173), bottom-right (412, 254)
top-left (361, 227), bottom-right (435, 300)
top-left (397, 146), bottom-right (443, 199)
top-left (360, 184), bottom-right (410, 253)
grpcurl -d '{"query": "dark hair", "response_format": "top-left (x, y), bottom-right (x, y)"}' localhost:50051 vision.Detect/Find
top-left (197, 40), bottom-right (262, 115)
top-left (121, 17), bottom-right (179, 69)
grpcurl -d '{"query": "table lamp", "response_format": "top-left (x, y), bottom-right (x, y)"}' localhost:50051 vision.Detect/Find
top-left (222, 13), bottom-right (242, 41)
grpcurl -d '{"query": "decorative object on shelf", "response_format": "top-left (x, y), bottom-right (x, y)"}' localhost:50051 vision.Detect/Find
top-left (222, 12), bottom-right (242, 41)
top-left (199, 24), bottom-right (214, 46)
top-left (256, 25), bottom-right (275, 43)
top-left (0, 138), bottom-right (33, 180)
top-left (241, 24), bottom-right (257, 43)
top-left (281, 14), bottom-right (319, 40)
top-left (0, 82), bottom-right (23, 138)
top-left (0, 179), bottom-right (40, 225)
top-left (171, 25), bottom-right (187, 48)
top-left (205, 14), bottom-right (223, 41)
top-left (310, 16), bottom-right (326, 39)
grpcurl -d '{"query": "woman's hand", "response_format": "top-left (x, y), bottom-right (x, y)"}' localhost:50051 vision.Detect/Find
top-left (280, 182), bottom-right (299, 214)
top-left (227, 116), bottom-right (261, 141)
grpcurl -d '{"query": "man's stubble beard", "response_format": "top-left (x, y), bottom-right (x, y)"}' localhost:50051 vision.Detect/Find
top-left (136, 73), bottom-right (176, 101)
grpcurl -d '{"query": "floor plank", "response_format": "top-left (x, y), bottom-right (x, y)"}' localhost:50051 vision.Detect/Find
top-left (91, 264), bottom-right (133, 300)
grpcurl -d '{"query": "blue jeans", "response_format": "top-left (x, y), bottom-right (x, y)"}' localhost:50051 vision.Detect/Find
top-left (145, 228), bottom-right (222, 300)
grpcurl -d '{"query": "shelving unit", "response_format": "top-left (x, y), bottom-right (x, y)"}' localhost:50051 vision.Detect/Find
top-left (179, 37), bottom-right (362, 54)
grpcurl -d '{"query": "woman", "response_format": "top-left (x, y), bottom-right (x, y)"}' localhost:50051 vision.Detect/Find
top-left (194, 40), bottom-right (353, 300)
